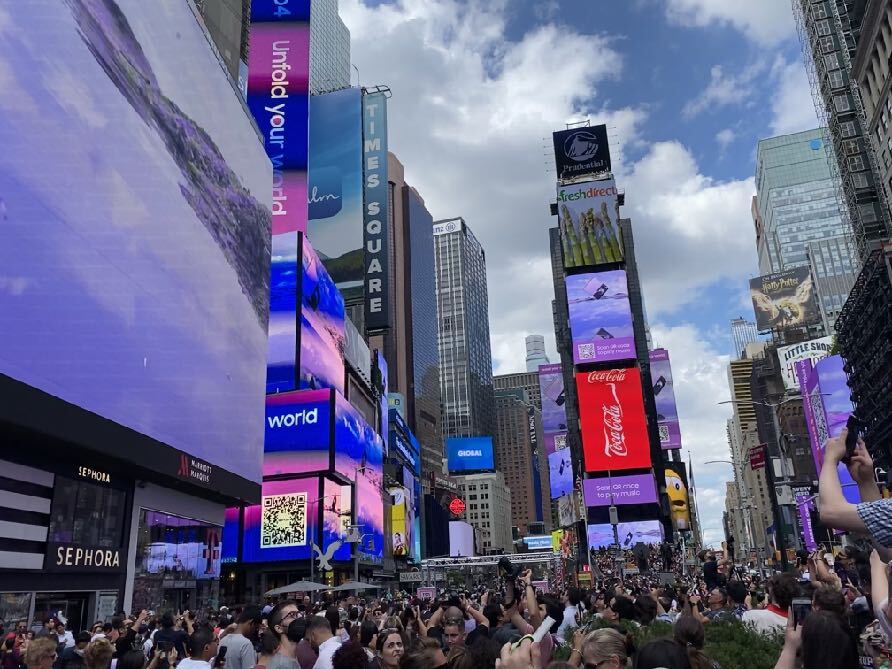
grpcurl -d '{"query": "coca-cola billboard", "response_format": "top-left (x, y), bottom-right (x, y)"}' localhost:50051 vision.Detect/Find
top-left (575, 369), bottom-right (650, 472)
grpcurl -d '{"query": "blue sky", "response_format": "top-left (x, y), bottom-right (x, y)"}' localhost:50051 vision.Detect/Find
top-left (341, 0), bottom-right (821, 547)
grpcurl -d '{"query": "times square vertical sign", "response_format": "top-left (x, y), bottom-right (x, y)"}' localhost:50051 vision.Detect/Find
top-left (363, 91), bottom-right (390, 331)
top-left (247, 0), bottom-right (311, 392)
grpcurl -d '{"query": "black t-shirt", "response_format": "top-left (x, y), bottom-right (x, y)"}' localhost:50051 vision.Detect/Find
top-left (152, 628), bottom-right (188, 659)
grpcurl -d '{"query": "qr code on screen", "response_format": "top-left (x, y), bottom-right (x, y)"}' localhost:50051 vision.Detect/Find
top-left (554, 434), bottom-right (567, 450)
top-left (659, 425), bottom-right (669, 443)
top-left (261, 493), bottom-right (307, 548)
top-left (577, 343), bottom-right (595, 360)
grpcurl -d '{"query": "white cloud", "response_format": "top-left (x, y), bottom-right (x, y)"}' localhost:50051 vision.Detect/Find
top-left (716, 128), bottom-right (736, 149)
top-left (683, 63), bottom-right (764, 119)
top-left (770, 57), bottom-right (820, 135)
top-left (664, 0), bottom-right (796, 45)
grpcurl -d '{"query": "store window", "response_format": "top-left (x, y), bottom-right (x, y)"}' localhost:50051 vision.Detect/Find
top-left (132, 509), bottom-right (222, 612)
top-left (47, 478), bottom-right (126, 548)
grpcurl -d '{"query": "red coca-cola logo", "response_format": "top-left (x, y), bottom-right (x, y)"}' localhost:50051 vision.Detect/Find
top-left (586, 369), bottom-right (627, 384)
top-left (603, 398), bottom-right (627, 457)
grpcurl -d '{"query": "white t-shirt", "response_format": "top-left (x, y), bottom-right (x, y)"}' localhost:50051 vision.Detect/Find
top-left (177, 659), bottom-right (212, 669)
top-left (742, 608), bottom-right (787, 634)
top-left (556, 605), bottom-right (579, 642)
top-left (312, 637), bottom-right (342, 669)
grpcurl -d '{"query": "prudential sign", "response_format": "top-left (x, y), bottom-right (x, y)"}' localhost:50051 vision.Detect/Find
top-left (553, 125), bottom-right (611, 180)
top-left (363, 90), bottom-right (390, 331)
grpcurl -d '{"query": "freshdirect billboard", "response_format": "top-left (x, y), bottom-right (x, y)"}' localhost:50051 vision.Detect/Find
top-left (363, 91), bottom-right (390, 330)
top-left (576, 369), bottom-right (651, 472)
top-left (796, 356), bottom-right (859, 504)
top-left (664, 462), bottom-right (692, 531)
top-left (749, 267), bottom-right (819, 331)
top-left (0, 0), bottom-right (273, 485)
top-left (777, 337), bottom-right (833, 391)
top-left (582, 474), bottom-right (658, 507)
top-left (557, 178), bottom-right (623, 269)
top-left (566, 270), bottom-right (635, 364)
top-left (649, 349), bottom-right (682, 449)
top-left (447, 437), bottom-right (495, 473)
top-left (307, 88), bottom-right (364, 295)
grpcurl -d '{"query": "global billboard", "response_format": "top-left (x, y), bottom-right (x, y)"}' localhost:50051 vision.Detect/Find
top-left (649, 349), bottom-right (682, 449)
top-left (576, 369), bottom-right (651, 472)
top-left (307, 88), bottom-right (364, 295)
top-left (553, 125), bottom-right (612, 180)
top-left (664, 462), bottom-right (692, 531)
top-left (0, 0), bottom-right (273, 484)
top-left (796, 355), bottom-right (860, 504)
top-left (447, 437), bottom-right (495, 473)
top-left (582, 473), bottom-right (658, 507)
top-left (566, 270), bottom-right (635, 364)
top-left (749, 267), bottom-right (819, 331)
top-left (557, 178), bottom-right (623, 268)
top-left (777, 337), bottom-right (833, 391)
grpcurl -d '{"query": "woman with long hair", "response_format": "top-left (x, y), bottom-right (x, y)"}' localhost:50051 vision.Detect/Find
top-left (84, 640), bottom-right (115, 669)
top-left (774, 610), bottom-right (857, 669)
top-left (567, 628), bottom-right (632, 669)
top-left (373, 630), bottom-right (404, 669)
top-left (673, 615), bottom-right (719, 669)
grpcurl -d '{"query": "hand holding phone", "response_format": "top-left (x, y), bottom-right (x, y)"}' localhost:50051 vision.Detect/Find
top-left (791, 598), bottom-right (812, 628)
top-left (843, 415), bottom-right (860, 464)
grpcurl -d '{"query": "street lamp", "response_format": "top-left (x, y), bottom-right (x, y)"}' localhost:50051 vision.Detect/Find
top-left (704, 458), bottom-right (758, 558)
top-left (345, 524), bottom-right (374, 583)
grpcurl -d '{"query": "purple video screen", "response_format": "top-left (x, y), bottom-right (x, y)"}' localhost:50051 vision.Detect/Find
top-left (548, 450), bottom-right (574, 498)
top-left (242, 477), bottom-right (320, 563)
top-left (0, 0), bottom-right (274, 483)
top-left (649, 348), bottom-right (682, 449)
top-left (263, 389), bottom-right (332, 477)
top-left (583, 474), bottom-right (658, 507)
top-left (566, 270), bottom-right (635, 364)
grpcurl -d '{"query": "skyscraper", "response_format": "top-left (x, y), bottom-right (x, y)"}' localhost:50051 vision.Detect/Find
top-left (730, 317), bottom-right (759, 359)
top-left (754, 129), bottom-right (860, 324)
top-left (434, 218), bottom-right (495, 442)
top-left (310, 0), bottom-right (351, 94)
top-left (524, 335), bottom-right (549, 372)
top-left (193, 0), bottom-right (249, 83)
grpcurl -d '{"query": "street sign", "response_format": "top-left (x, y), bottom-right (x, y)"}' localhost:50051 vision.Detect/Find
top-left (750, 444), bottom-right (767, 470)
top-left (399, 572), bottom-right (423, 583)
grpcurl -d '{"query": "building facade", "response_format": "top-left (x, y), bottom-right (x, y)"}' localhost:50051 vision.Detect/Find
top-left (806, 234), bottom-right (859, 329)
top-left (309, 0), bottom-right (351, 94)
top-left (452, 472), bottom-right (514, 554)
top-left (434, 218), bottom-right (496, 442)
top-left (194, 0), bottom-right (249, 83)
top-left (524, 335), bottom-right (549, 372)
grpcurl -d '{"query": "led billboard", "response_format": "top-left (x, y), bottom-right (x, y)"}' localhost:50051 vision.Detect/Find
top-left (243, 477), bottom-right (319, 563)
top-left (264, 389), bottom-right (332, 476)
top-left (587, 520), bottom-right (663, 550)
top-left (557, 178), bottom-right (623, 268)
top-left (447, 437), bottom-right (495, 473)
top-left (749, 267), bottom-right (819, 331)
top-left (538, 364), bottom-right (569, 458)
top-left (322, 478), bottom-right (352, 561)
top-left (777, 337), bottom-right (833, 391)
top-left (0, 0), bottom-right (273, 484)
top-left (566, 270), bottom-right (635, 364)
top-left (796, 356), bottom-right (860, 504)
top-left (664, 462), bottom-right (691, 531)
top-left (299, 237), bottom-right (346, 394)
top-left (363, 92), bottom-right (391, 330)
top-left (548, 450), bottom-right (574, 498)
top-left (333, 392), bottom-right (385, 485)
top-left (356, 473), bottom-right (384, 560)
top-left (649, 349), bottom-right (682, 450)
top-left (449, 521), bottom-right (475, 557)
top-left (553, 125), bottom-right (612, 180)
top-left (523, 536), bottom-right (553, 551)
top-left (582, 474), bottom-right (658, 507)
top-left (390, 487), bottom-right (410, 557)
top-left (576, 369), bottom-right (651, 472)
top-left (221, 507), bottom-right (240, 563)
top-left (307, 88), bottom-right (364, 294)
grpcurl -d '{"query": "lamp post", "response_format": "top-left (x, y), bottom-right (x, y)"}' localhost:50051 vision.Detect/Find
top-left (345, 524), bottom-right (373, 584)
top-left (705, 459), bottom-right (757, 561)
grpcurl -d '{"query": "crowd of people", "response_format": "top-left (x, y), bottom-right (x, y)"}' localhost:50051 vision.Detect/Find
top-left (2, 430), bottom-right (891, 669)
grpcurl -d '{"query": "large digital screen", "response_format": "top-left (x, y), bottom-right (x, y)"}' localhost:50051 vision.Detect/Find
top-left (566, 270), bottom-right (635, 364)
top-left (749, 267), bottom-right (819, 331)
top-left (649, 349), bottom-right (682, 450)
top-left (548, 450), bottom-right (574, 498)
top-left (587, 520), bottom-right (663, 550)
top-left (777, 337), bottom-right (833, 391)
top-left (355, 473), bottom-right (384, 560)
top-left (557, 178), bottom-right (623, 268)
top-left (264, 389), bottom-right (332, 476)
top-left (796, 355), bottom-right (860, 504)
top-left (664, 462), bottom-right (691, 531)
top-left (0, 0), bottom-right (273, 484)
top-left (553, 125), bottom-right (611, 180)
top-left (333, 392), bottom-right (385, 484)
top-left (583, 473), bottom-right (658, 507)
top-left (449, 521), bottom-right (475, 557)
top-left (538, 364), bottom-right (569, 457)
top-left (307, 88), bottom-right (364, 294)
top-left (404, 467), bottom-right (422, 561)
top-left (140, 511), bottom-right (222, 580)
top-left (523, 535), bottom-right (553, 551)
top-left (447, 437), bottom-right (495, 473)
top-left (221, 507), bottom-right (240, 563)
top-left (322, 477), bottom-right (352, 562)
top-left (390, 486), bottom-right (410, 557)
top-left (363, 92), bottom-right (391, 329)
top-left (576, 369), bottom-right (651, 472)
top-left (243, 477), bottom-right (320, 563)
top-left (299, 237), bottom-right (346, 394)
